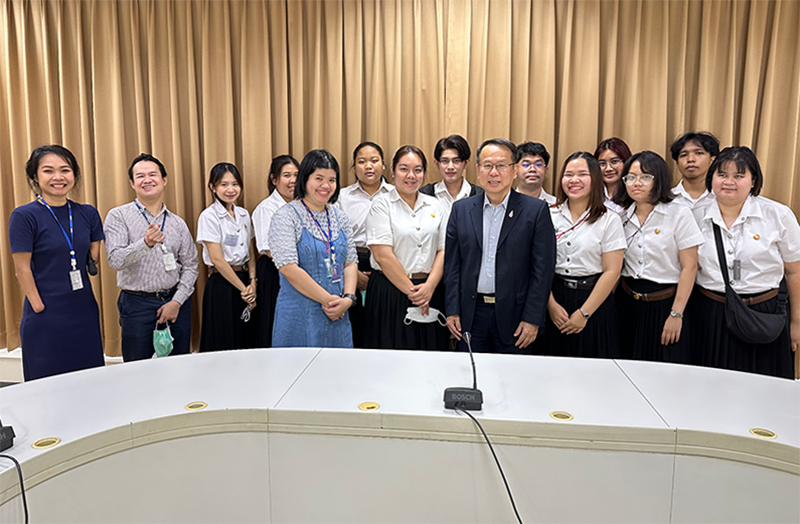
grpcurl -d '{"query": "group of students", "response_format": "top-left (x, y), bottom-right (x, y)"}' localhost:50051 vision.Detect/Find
top-left (9, 132), bottom-right (799, 382)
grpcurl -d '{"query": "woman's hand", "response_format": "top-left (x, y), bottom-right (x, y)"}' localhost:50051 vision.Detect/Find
top-left (356, 270), bottom-right (370, 291)
top-left (548, 300), bottom-right (569, 329)
top-left (661, 316), bottom-right (682, 346)
top-left (32, 300), bottom-right (45, 313)
top-left (241, 282), bottom-right (256, 304)
top-left (560, 310), bottom-right (588, 335)
top-left (408, 281), bottom-right (434, 308)
top-left (791, 319), bottom-right (800, 353)
top-left (322, 295), bottom-right (352, 321)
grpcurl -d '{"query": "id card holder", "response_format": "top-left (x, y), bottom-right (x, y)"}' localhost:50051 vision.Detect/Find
top-left (330, 261), bottom-right (342, 283)
top-left (69, 269), bottom-right (84, 291)
top-left (223, 233), bottom-right (239, 247)
top-left (161, 244), bottom-right (177, 271)
top-left (732, 259), bottom-right (741, 281)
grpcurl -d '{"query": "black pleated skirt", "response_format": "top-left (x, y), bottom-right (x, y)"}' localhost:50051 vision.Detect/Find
top-left (616, 278), bottom-right (691, 364)
top-left (363, 271), bottom-right (449, 351)
top-left (199, 270), bottom-right (258, 352)
top-left (255, 255), bottom-right (281, 348)
top-left (540, 277), bottom-right (620, 358)
top-left (689, 287), bottom-right (793, 379)
top-left (348, 251), bottom-right (371, 349)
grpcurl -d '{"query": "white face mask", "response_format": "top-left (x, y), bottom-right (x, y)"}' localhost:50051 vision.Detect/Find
top-left (404, 307), bottom-right (447, 326)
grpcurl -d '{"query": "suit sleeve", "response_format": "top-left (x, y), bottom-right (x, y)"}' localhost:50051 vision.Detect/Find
top-left (444, 201), bottom-right (462, 317)
top-left (522, 203), bottom-right (556, 327)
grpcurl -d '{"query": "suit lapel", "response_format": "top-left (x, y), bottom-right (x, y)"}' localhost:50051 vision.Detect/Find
top-left (497, 190), bottom-right (521, 248)
top-left (470, 197), bottom-right (483, 250)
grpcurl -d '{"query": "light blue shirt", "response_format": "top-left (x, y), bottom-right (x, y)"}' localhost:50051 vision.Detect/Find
top-left (477, 190), bottom-right (511, 294)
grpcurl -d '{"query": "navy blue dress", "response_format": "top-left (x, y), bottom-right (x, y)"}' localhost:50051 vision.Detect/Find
top-left (9, 200), bottom-right (105, 380)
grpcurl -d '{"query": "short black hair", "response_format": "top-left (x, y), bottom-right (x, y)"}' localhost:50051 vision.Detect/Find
top-left (294, 149), bottom-right (342, 204)
top-left (612, 151), bottom-right (675, 208)
top-left (434, 135), bottom-right (471, 162)
top-left (392, 145), bottom-right (427, 173)
top-left (208, 162), bottom-right (244, 205)
top-left (268, 154), bottom-right (299, 193)
top-left (669, 132), bottom-right (720, 161)
top-left (352, 141), bottom-right (385, 168)
top-left (25, 145), bottom-right (81, 192)
top-left (516, 142), bottom-right (550, 166)
top-left (128, 153), bottom-right (168, 181)
top-left (705, 146), bottom-right (763, 197)
top-left (476, 139), bottom-right (519, 163)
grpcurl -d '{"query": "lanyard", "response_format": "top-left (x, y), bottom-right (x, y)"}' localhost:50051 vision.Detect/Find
top-left (37, 194), bottom-right (77, 270)
top-left (555, 211), bottom-right (589, 240)
top-left (300, 199), bottom-right (334, 255)
top-left (133, 200), bottom-right (167, 232)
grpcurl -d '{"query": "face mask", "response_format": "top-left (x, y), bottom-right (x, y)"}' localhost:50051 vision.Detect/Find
top-left (153, 322), bottom-right (174, 358)
top-left (404, 307), bottom-right (447, 326)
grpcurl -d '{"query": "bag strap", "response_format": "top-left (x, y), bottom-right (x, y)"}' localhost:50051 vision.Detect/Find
top-left (712, 223), bottom-right (732, 288)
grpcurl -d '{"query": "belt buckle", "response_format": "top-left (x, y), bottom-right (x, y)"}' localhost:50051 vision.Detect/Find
top-left (564, 279), bottom-right (577, 290)
top-left (483, 295), bottom-right (495, 304)
top-left (632, 291), bottom-right (642, 300)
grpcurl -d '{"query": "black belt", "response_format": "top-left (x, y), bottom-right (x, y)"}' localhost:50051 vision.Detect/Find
top-left (123, 286), bottom-right (178, 299)
top-left (555, 274), bottom-right (601, 291)
top-left (477, 293), bottom-right (495, 304)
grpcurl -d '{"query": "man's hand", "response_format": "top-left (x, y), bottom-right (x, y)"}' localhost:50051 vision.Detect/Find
top-left (446, 314), bottom-right (462, 340)
top-left (357, 271), bottom-right (370, 291)
top-left (144, 224), bottom-right (165, 248)
top-left (514, 321), bottom-right (539, 347)
top-left (156, 300), bottom-right (181, 324)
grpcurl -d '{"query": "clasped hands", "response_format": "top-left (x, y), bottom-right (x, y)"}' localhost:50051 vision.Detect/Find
top-left (322, 294), bottom-right (354, 321)
top-left (241, 282), bottom-right (257, 311)
top-left (408, 282), bottom-right (434, 316)
top-left (548, 302), bottom-right (587, 335)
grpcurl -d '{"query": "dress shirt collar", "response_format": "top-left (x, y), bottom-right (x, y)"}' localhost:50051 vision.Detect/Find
top-left (211, 198), bottom-right (246, 219)
top-left (702, 195), bottom-right (762, 229)
top-left (556, 201), bottom-right (590, 224)
top-left (347, 178), bottom-right (392, 197)
top-left (482, 189), bottom-right (511, 210)
top-left (435, 178), bottom-right (471, 201)
top-left (134, 198), bottom-right (168, 219)
top-left (673, 180), bottom-right (711, 202)
top-left (388, 187), bottom-right (429, 212)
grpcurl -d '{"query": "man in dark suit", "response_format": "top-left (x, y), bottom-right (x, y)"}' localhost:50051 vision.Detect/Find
top-left (444, 138), bottom-right (555, 353)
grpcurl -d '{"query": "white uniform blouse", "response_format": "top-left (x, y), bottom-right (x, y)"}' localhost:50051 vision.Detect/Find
top-left (551, 203), bottom-right (626, 277)
top-left (693, 195), bottom-right (800, 294)
top-left (671, 180), bottom-right (715, 211)
top-left (366, 188), bottom-right (447, 274)
top-left (196, 199), bottom-right (254, 266)
top-left (252, 190), bottom-right (289, 255)
top-left (620, 201), bottom-right (704, 283)
top-left (336, 179), bottom-right (393, 248)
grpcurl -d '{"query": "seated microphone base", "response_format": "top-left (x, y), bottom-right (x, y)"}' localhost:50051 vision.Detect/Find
top-left (443, 387), bottom-right (483, 411)
top-left (0, 420), bottom-right (15, 452)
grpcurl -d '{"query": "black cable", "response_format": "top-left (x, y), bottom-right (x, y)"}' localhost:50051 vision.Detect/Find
top-left (455, 408), bottom-right (523, 524)
top-left (0, 454), bottom-right (28, 524)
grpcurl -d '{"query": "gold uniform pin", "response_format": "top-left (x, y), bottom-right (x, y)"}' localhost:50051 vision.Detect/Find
top-left (753, 234), bottom-right (760, 240)
top-left (654, 228), bottom-right (661, 234)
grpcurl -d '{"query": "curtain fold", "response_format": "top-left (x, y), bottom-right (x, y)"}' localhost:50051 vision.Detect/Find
top-left (2, 0), bottom-right (798, 354)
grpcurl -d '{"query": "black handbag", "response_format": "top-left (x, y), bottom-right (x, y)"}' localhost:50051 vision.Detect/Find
top-left (712, 224), bottom-right (787, 344)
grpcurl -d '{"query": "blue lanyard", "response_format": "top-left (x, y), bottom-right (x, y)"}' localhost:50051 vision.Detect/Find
top-left (133, 200), bottom-right (167, 232)
top-left (37, 194), bottom-right (77, 270)
top-left (300, 199), bottom-right (334, 255)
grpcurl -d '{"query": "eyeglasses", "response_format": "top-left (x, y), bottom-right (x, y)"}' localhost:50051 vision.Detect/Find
top-left (622, 174), bottom-right (655, 184)
top-left (479, 162), bottom-right (515, 173)
top-left (598, 158), bottom-right (623, 169)
top-left (438, 157), bottom-right (464, 166)
top-left (520, 161), bottom-right (545, 170)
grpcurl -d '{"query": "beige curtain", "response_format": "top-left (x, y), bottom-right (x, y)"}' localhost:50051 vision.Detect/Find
top-left (2, 0), bottom-right (798, 358)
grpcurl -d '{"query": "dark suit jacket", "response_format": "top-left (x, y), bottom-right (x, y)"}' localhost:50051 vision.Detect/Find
top-left (420, 181), bottom-right (484, 198)
top-left (444, 190), bottom-right (555, 346)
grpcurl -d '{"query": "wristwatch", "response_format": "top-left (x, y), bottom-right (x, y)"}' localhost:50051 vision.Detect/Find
top-left (343, 293), bottom-right (358, 305)
top-left (669, 309), bottom-right (684, 319)
top-left (579, 307), bottom-right (591, 320)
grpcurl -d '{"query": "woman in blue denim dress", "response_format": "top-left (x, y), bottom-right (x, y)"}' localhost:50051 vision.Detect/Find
top-left (268, 150), bottom-right (359, 347)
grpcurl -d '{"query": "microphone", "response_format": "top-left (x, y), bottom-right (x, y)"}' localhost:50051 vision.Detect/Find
top-left (443, 331), bottom-right (483, 410)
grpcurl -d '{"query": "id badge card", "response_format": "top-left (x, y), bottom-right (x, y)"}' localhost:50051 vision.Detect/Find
top-left (330, 260), bottom-right (342, 283)
top-left (161, 244), bottom-right (177, 271)
top-left (732, 259), bottom-right (742, 281)
top-left (223, 233), bottom-right (239, 247)
top-left (69, 269), bottom-right (84, 291)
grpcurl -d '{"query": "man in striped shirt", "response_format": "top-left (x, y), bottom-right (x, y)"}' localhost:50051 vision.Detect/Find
top-left (104, 154), bottom-right (198, 361)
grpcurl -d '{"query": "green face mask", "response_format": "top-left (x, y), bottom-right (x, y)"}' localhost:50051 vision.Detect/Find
top-left (153, 322), bottom-right (174, 358)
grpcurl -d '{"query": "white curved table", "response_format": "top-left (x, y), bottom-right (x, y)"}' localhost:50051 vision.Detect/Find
top-left (0, 349), bottom-right (798, 523)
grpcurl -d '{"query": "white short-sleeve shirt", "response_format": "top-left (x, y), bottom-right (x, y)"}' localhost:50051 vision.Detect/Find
top-left (621, 201), bottom-right (704, 283)
top-left (604, 186), bottom-right (625, 214)
top-left (366, 188), bottom-right (446, 274)
top-left (516, 187), bottom-right (557, 206)
top-left (551, 203), bottom-right (626, 277)
top-left (671, 180), bottom-right (715, 211)
top-left (336, 179), bottom-right (393, 248)
top-left (431, 178), bottom-right (473, 211)
top-left (252, 190), bottom-right (290, 255)
top-left (694, 195), bottom-right (800, 293)
top-left (196, 200), bottom-right (254, 266)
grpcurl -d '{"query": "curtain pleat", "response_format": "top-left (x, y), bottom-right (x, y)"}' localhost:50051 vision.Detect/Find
top-left (1, 0), bottom-right (798, 355)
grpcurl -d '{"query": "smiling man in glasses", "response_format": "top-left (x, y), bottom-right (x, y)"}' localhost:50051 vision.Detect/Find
top-left (515, 141), bottom-right (556, 205)
top-left (444, 138), bottom-right (556, 354)
top-left (420, 134), bottom-right (483, 212)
